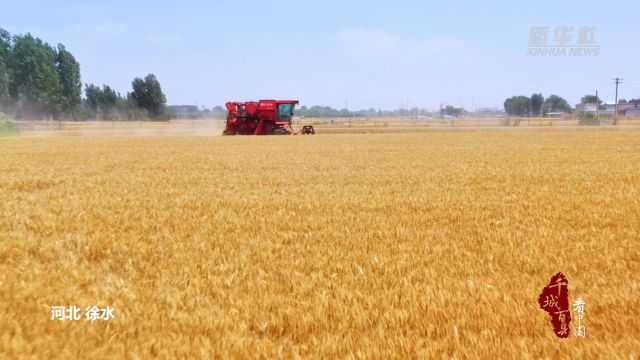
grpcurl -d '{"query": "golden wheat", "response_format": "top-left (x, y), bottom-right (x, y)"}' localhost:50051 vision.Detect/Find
top-left (1, 131), bottom-right (639, 358)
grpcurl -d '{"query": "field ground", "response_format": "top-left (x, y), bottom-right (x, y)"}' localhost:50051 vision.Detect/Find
top-left (1, 130), bottom-right (639, 358)
top-left (11, 117), bottom-right (640, 137)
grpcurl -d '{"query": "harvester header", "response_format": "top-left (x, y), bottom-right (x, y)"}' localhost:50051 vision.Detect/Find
top-left (223, 99), bottom-right (314, 135)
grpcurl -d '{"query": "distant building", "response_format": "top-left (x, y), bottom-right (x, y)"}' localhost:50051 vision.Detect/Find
top-left (575, 103), bottom-right (597, 112)
top-left (475, 107), bottom-right (506, 117)
top-left (626, 108), bottom-right (640, 117)
top-left (602, 101), bottom-right (640, 116)
top-left (545, 112), bottom-right (568, 118)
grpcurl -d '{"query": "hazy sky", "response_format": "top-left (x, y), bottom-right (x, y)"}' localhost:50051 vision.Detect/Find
top-left (2, 0), bottom-right (640, 110)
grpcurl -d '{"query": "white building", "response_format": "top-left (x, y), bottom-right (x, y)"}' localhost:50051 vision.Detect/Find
top-left (575, 103), bottom-right (597, 112)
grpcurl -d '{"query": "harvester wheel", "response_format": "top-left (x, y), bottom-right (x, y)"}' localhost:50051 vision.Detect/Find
top-left (272, 128), bottom-right (287, 135)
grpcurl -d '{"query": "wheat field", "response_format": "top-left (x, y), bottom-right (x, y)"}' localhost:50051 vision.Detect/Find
top-left (1, 131), bottom-right (639, 358)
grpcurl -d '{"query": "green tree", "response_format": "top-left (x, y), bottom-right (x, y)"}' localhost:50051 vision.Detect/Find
top-left (580, 94), bottom-right (601, 105)
top-left (131, 74), bottom-right (167, 119)
top-left (0, 28), bottom-right (10, 109)
top-left (530, 93), bottom-right (544, 116)
top-left (504, 96), bottom-right (531, 116)
top-left (8, 33), bottom-right (61, 118)
top-left (444, 105), bottom-right (465, 117)
top-left (124, 92), bottom-right (147, 120)
top-left (542, 95), bottom-right (571, 114)
top-left (578, 111), bottom-right (598, 126)
top-left (101, 85), bottom-right (119, 117)
top-left (580, 94), bottom-right (605, 110)
top-left (84, 83), bottom-right (102, 116)
top-left (84, 83), bottom-right (128, 120)
top-left (55, 44), bottom-right (82, 117)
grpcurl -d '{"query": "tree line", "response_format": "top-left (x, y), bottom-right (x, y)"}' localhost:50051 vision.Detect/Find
top-left (169, 105), bottom-right (227, 119)
top-left (0, 27), bottom-right (168, 120)
top-left (168, 105), bottom-right (441, 120)
top-left (503, 94), bottom-right (573, 116)
top-left (504, 93), bottom-right (640, 117)
top-left (296, 106), bottom-right (436, 118)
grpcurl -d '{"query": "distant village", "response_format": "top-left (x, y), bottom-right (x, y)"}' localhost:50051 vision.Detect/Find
top-left (474, 100), bottom-right (640, 118)
top-left (574, 101), bottom-right (640, 117)
top-left (167, 98), bottom-right (640, 120)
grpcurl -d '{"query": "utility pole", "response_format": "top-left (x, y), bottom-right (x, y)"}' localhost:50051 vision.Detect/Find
top-left (194, 100), bottom-right (198, 128)
top-left (595, 90), bottom-right (599, 124)
top-left (471, 96), bottom-right (475, 116)
top-left (613, 78), bottom-right (623, 125)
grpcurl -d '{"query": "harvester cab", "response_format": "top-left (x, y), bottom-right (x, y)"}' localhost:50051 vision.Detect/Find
top-left (223, 100), bottom-right (315, 135)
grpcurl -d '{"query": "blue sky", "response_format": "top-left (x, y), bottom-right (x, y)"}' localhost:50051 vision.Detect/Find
top-left (2, 0), bottom-right (639, 110)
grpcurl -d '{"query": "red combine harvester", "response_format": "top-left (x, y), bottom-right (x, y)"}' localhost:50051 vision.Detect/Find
top-left (223, 99), bottom-right (315, 135)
